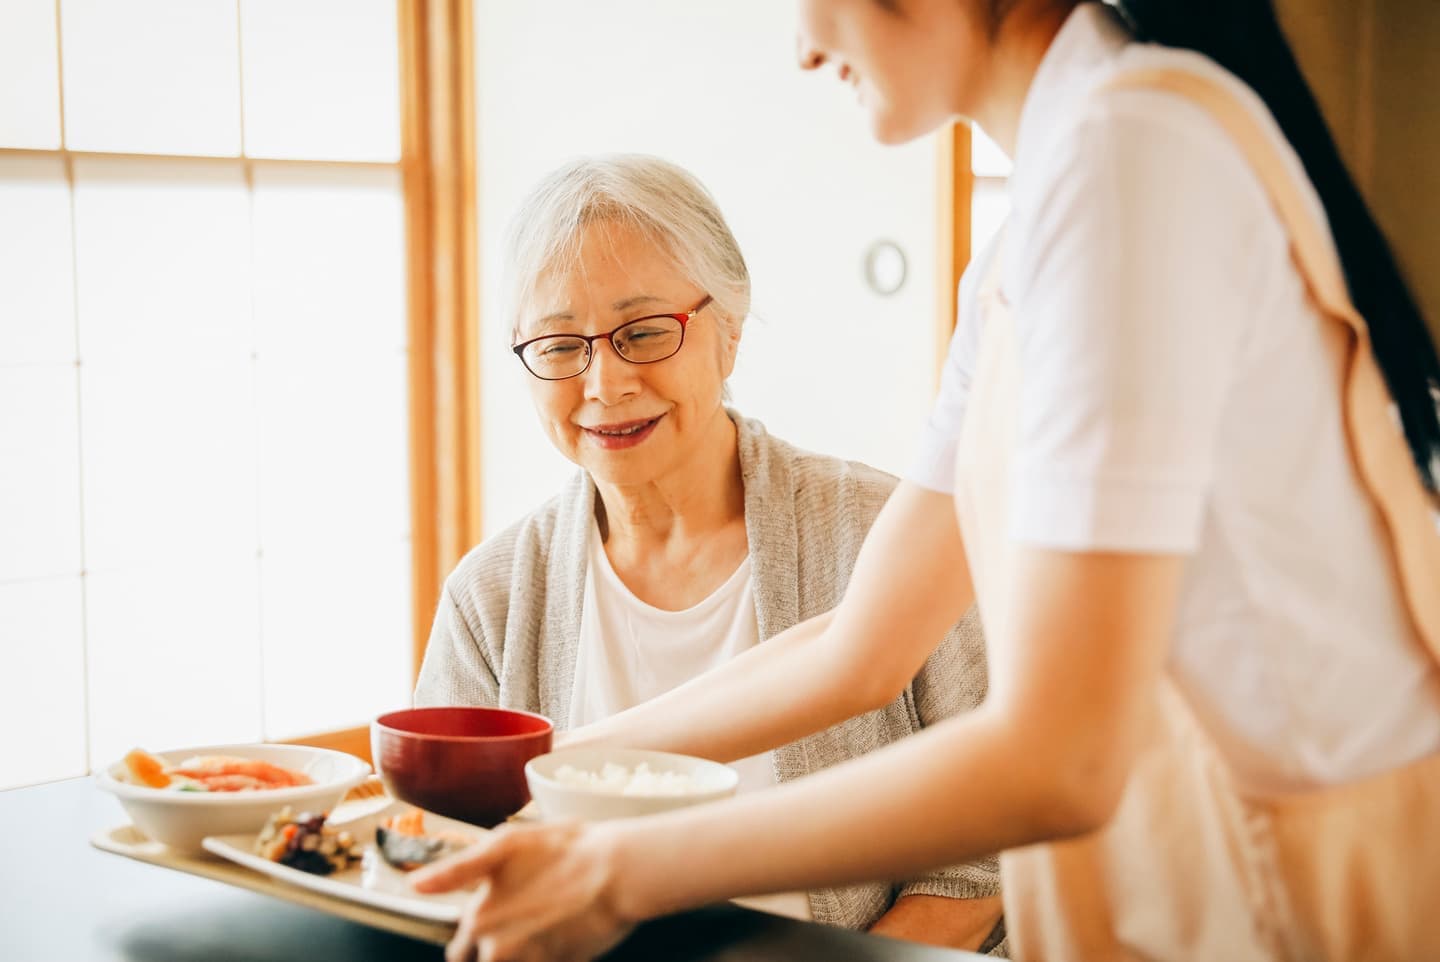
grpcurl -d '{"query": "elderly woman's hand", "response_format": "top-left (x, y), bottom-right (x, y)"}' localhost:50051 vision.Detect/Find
top-left (410, 819), bottom-right (637, 962)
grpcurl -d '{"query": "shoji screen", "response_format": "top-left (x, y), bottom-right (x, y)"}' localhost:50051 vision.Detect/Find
top-left (0, 0), bottom-right (412, 790)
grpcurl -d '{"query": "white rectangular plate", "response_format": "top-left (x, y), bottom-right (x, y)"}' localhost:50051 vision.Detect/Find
top-left (201, 798), bottom-right (486, 923)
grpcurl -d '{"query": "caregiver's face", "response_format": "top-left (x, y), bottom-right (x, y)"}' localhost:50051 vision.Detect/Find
top-left (797, 0), bottom-right (993, 144)
top-left (518, 221), bottom-right (735, 487)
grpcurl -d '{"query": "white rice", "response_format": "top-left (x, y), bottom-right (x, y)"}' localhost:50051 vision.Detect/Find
top-left (551, 762), bottom-right (703, 797)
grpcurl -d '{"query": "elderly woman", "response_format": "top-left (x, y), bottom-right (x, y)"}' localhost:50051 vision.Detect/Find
top-left (413, 154), bottom-right (1003, 954)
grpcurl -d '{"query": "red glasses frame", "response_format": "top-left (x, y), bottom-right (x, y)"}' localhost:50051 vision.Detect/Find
top-left (512, 295), bottom-right (713, 381)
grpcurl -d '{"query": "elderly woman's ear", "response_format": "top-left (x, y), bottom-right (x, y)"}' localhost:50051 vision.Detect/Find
top-left (718, 311), bottom-right (743, 377)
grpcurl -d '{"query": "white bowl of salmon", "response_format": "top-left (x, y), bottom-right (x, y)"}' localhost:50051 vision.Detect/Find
top-left (96, 744), bottom-right (371, 853)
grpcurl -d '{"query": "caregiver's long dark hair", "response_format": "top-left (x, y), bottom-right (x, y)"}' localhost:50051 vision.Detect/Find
top-left (1117, 0), bottom-right (1440, 496)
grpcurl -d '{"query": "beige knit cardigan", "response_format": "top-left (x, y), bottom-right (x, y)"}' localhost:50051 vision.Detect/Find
top-left (414, 414), bottom-right (999, 933)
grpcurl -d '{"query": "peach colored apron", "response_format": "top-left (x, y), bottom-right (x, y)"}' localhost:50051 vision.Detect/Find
top-left (953, 68), bottom-right (1440, 962)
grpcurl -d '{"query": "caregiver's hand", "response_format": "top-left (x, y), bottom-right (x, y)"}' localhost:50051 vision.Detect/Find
top-left (411, 820), bottom-right (636, 962)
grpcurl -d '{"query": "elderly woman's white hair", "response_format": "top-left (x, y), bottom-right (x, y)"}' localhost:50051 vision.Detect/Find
top-left (503, 154), bottom-right (752, 343)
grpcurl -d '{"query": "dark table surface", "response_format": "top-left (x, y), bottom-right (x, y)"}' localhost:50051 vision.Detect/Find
top-left (0, 778), bottom-right (985, 962)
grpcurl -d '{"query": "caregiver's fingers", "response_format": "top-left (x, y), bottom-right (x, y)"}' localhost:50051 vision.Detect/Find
top-left (413, 830), bottom-right (517, 893)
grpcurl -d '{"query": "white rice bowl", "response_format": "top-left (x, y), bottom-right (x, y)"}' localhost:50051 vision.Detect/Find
top-left (525, 748), bottom-right (738, 821)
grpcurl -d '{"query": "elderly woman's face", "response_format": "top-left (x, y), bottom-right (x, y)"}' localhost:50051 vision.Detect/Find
top-left (519, 221), bottom-right (737, 487)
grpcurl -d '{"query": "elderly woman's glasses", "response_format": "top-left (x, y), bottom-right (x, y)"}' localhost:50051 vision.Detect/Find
top-left (512, 296), bottom-right (713, 381)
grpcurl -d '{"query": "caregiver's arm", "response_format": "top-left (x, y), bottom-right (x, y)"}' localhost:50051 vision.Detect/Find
top-left (562, 481), bottom-right (975, 762)
top-left (415, 548), bottom-right (1184, 962)
top-left (608, 548), bottom-right (1183, 915)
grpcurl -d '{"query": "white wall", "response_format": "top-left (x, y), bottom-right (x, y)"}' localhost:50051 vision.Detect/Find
top-left (475, 0), bottom-right (941, 535)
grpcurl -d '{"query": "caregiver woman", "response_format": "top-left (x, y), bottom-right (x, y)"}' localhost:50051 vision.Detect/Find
top-left (415, 2), bottom-right (1440, 960)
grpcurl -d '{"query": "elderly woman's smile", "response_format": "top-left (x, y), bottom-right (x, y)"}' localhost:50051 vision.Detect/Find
top-left (580, 415), bottom-right (664, 448)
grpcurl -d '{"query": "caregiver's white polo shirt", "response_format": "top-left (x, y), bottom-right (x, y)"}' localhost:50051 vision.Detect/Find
top-left (911, 2), bottom-right (1440, 792)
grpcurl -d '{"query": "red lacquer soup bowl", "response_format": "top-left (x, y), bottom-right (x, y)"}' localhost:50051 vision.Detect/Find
top-left (372, 707), bottom-right (554, 827)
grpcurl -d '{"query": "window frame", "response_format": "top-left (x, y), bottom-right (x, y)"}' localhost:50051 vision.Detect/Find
top-left (935, 122), bottom-right (976, 387)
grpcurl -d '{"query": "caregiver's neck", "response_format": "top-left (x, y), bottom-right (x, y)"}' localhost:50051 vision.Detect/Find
top-left (967, 0), bottom-right (1073, 158)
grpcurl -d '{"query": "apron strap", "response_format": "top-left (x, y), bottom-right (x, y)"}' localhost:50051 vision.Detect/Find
top-left (1102, 67), bottom-right (1440, 666)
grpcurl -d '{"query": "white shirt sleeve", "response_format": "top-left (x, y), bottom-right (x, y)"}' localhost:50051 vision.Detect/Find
top-left (907, 233), bottom-right (1004, 493)
top-left (1009, 100), bottom-right (1268, 553)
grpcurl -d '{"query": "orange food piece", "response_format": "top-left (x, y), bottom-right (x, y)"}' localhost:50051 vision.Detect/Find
top-left (169, 756), bottom-right (313, 790)
top-left (124, 748), bottom-right (171, 788)
top-left (382, 808), bottom-right (427, 836)
top-left (188, 774), bottom-right (273, 792)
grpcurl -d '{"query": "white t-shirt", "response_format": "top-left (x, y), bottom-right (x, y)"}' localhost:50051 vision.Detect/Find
top-left (568, 522), bottom-right (813, 920)
top-left (910, 3), bottom-right (1440, 791)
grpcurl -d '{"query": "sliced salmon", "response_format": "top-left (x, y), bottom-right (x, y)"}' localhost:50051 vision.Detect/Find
top-left (169, 756), bottom-right (313, 789)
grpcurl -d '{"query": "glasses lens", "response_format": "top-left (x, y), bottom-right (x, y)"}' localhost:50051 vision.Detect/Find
top-left (522, 336), bottom-right (590, 379)
top-left (613, 316), bottom-right (684, 363)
